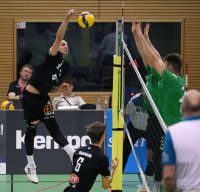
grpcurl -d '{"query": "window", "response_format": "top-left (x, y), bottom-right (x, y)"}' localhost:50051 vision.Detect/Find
top-left (16, 21), bottom-right (182, 91)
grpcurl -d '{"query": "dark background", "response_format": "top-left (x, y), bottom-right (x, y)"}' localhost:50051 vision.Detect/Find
top-left (17, 22), bottom-right (181, 91)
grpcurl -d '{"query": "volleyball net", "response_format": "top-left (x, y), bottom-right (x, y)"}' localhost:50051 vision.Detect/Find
top-left (111, 19), bottom-right (167, 192)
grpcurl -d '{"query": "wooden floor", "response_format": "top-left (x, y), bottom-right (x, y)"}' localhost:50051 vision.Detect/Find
top-left (0, 174), bottom-right (141, 192)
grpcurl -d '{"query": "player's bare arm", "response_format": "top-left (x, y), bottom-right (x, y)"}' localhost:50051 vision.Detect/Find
top-left (132, 19), bottom-right (165, 76)
top-left (144, 23), bottom-right (161, 60)
top-left (49, 8), bottom-right (77, 56)
top-left (138, 23), bottom-right (150, 65)
top-left (8, 92), bottom-right (20, 99)
top-left (50, 82), bottom-right (70, 93)
top-left (163, 165), bottom-right (176, 192)
top-left (101, 158), bottom-right (119, 189)
top-left (131, 20), bottom-right (148, 65)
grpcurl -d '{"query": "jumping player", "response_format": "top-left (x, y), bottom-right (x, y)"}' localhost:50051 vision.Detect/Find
top-left (63, 121), bottom-right (119, 192)
top-left (21, 8), bottom-right (77, 184)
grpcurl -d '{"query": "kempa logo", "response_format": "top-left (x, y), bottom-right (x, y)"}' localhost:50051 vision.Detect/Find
top-left (16, 130), bottom-right (91, 150)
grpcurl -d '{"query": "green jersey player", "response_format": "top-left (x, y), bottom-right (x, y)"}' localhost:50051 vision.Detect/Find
top-left (131, 21), bottom-right (185, 192)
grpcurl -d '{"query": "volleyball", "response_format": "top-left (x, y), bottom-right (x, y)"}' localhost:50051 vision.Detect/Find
top-left (78, 12), bottom-right (95, 28)
top-left (0, 100), bottom-right (15, 110)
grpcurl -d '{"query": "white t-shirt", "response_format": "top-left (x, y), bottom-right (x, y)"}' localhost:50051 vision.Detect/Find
top-left (53, 94), bottom-right (86, 110)
top-left (125, 93), bottom-right (148, 130)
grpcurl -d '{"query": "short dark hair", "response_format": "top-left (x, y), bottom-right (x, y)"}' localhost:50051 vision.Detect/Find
top-left (62, 77), bottom-right (75, 85)
top-left (164, 53), bottom-right (182, 73)
top-left (86, 121), bottom-right (106, 144)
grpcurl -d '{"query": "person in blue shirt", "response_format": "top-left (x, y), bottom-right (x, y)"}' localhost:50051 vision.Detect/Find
top-left (162, 89), bottom-right (200, 192)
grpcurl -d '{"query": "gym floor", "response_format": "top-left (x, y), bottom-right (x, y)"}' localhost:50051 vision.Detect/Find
top-left (0, 174), bottom-right (140, 192)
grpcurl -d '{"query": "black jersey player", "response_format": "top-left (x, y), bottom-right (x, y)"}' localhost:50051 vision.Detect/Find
top-left (22, 9), bottom-right (77, 184)
top-left (63, 121), bottom-right (119, 192)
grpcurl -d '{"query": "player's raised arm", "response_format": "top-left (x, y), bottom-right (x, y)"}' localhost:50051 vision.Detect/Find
top-left (131, 20), bottom-right (148, 65)
top-left (131, 19), bottom-right (165, 76)
top-left (143, 23), bottom-right (162, 61)
top-left (49, 8), bottom-right (77, 56)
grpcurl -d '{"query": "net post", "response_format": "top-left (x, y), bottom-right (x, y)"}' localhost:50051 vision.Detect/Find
top-left (111, 19), bottom-right (124, 192)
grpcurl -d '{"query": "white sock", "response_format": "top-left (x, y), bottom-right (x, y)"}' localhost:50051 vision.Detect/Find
top-left (63, 144), bottom-right (76, 162)
top-left (27, 155), bottom-right (36, 166)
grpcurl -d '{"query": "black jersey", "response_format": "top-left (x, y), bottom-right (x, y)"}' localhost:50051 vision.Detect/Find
top-left (65, 144), bottom-right (110, 192)
top-left (7, 81), bottom-right (22, 96)
top-left (29, 51), bottom-right (68, 95)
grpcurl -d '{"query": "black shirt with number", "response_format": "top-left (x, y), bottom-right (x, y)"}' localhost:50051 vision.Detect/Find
top-left (65, 144), bottom-right (110, 192)
top-left (29, 51), bottom-right (68, 95)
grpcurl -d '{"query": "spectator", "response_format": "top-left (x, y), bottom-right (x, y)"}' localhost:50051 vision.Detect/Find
top-left (52, 77), bottom-right (86, 109)
top-left (7, 64), bottom-right (33, 99)
top-left (162, 89), bottom-right (200, 192)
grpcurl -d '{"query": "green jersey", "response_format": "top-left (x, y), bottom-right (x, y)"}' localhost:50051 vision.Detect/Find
top-left (144, 66), bottom-right (161, 113)
top-left (158, 68), bottom-right (185, 125)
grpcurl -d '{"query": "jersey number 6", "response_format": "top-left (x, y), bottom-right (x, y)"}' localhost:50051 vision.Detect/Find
top-left (75, 157), bottom-right (85, 172)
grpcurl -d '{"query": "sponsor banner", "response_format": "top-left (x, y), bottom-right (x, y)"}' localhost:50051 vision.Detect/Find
top-left (5, 110), bottom-right (104, 174)
top-left (106, 109), bottom-right (147, 173)
top-left (0, 111), bottom-right (6, 174)
top-left (0, 163), bottom-right (6, 174)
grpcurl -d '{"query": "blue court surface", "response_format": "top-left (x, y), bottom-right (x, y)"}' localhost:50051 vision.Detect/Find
top-left (0, 174), bottom-right (141, 192)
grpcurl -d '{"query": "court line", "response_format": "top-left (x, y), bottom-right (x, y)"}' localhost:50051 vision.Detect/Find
top-left (11, 174), bottom-right (13, 192)
top-left (33, 181), bottom-right (66, 192)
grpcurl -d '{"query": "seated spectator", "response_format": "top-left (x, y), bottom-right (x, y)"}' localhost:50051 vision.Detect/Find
top-left (52, 77), bottom-right (86, 109)
top-left (7, 64), bottom-right (33, 99)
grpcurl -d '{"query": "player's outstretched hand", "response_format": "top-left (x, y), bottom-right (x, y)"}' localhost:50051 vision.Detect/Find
top-left (131, 19), bottom-right (142, 34)
top-left (112, 158), bottom-right (119, 170)
top-left (144, 23), bottom-right (150, 39)
top-left (65, 8), bottom-right (77, 21)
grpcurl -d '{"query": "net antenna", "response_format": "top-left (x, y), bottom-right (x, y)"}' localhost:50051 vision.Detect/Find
top-left (123, 41), bottom-right (167, 133)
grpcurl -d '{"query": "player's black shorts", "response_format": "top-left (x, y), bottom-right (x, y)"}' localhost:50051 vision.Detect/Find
top-left (146, 112), bottom-right (165, 152)
top-left (22, 89), bottom-right (55, 124)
